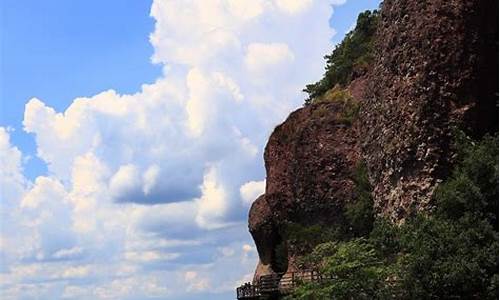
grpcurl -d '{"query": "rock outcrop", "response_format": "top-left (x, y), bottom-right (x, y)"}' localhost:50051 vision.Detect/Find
top-left (360, 0), bottom-right (498, 221)
top-left (249, 99), bottom-right (362, 277)
top-left (249, 0), bottom-right (498, 278)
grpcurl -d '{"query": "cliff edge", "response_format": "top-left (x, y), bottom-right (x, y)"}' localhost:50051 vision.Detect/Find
top-left (248, 0), bottom-right (498, 281)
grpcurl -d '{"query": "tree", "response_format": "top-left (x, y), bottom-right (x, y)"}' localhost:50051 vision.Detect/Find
top-left (304, 10), bottom-right (379, 104)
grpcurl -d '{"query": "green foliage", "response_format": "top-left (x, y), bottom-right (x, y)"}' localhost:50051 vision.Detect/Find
top-left (395, 214), bottom-right (498, 299)
top-left (434, 133), bottom-right (498, 225)
top-left (393, 132), bottom-right (499, 299)
top-left (281, 223), bottom-right (340, 256)
top-left (287, 239), bottom-right (395, 300)
top-left (284, 224), bottom-right (330, 247)
top-left (338, 99), bottom-right (360, 125)
top-left (277, 222), bottom-right (341, 272)
top-left (287, 132), bottom-right (499, 299)
top-left (344, 162), bottom-right (374, 237)
top-left (311, 87), bottom-right (361, 125)
top-left (369, 218), bottom-right (400, 258)
top-left (304, 10), bottom-right (379, 104)
top-left (274, 239), bottom-right (289, 273)
top-left (311, 86), bottom-right (352, 105)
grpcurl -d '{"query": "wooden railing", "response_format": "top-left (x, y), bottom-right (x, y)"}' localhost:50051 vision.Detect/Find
top-left (236, 271), bottom-right (333, 299)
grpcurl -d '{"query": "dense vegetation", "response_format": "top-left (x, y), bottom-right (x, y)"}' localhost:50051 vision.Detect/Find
top-left (304, 10), bottom-right (379, 104)
top-left (310, 87), bottom-right (360, 125)
top-left (286, 132), bottom-right (499, 299)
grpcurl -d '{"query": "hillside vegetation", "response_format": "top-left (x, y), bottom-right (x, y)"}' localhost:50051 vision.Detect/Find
top-left (286, 133), bottom-right (498, 299)
top-left (304, 10), bottom-right (379, 104)
top-left (288, 6), bottom-right (499, 298)
top-left (245, 2), bottom-right (499, 299)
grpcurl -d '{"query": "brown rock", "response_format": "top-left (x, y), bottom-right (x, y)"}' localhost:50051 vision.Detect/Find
top-left (249, 101), bottom-right (362, 274)
top-left (360, 0), bottom-right (498, 221)
top-left (247, 0), bottom-right (498, 279)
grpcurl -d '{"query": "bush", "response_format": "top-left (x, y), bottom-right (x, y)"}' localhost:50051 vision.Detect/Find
top-left (395, 215), bottom-right (498, 299)
top-left (304, 10), bottom-right (379, 104)
top-left (434, 132), bottom-right (498, 225)
top-left (287, 239), bottom-right (394, 300)
top-left (311, 86), bottom-right (352, 105)
top-left (344, 162), bottom-right (374, 236)
top-left (274, 239), bottom-right (289, 273)
top-left (395, 132), bottom-right (499, 299)
top-left (311, 87), bottom-right (361, 125)
top-left (281, 223), bottom-right (340, 257)
top-left (287, 132), bottom-right (499, 299)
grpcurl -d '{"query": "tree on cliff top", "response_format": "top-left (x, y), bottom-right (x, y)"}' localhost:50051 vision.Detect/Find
top-left (303, 10), bottom-right (379, 104)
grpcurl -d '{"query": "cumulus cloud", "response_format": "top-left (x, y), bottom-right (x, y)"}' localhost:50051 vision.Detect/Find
top-left (245, 43), bottom-right (295, 73)
top-left (21, 176), bottom-right (66, 209)
top-left (275, 0), bottom-right (313, 14)
top-left (0, 127), bottom-right (27, 205)
top-left (239, 180), bottom-right (266, 204)
top-left (195, 166), bottom-right (229, 229)
top-left (1, 0), bottom-right (351, 299)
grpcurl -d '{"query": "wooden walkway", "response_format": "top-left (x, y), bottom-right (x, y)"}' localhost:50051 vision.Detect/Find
top-left (236, 271), bottom-right (332, 299)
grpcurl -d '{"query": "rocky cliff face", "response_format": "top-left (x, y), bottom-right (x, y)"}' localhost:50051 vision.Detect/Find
top-left (360, 0), bottom-right (498, 222)
top-left (249, 0), bottom-right (498, 279)
top-left (249, 99), bottom-right (362, 277)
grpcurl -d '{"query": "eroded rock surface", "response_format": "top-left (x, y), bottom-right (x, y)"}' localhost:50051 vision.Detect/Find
top-left (248, 0), bottom-right (498, 280)
top-left (249, 101), bottom-right (362, 274)
top-left (360, 0), bottom-right (498, 221)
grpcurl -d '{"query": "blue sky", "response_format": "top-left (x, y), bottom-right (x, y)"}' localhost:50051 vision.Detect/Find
top-left (2, 0), bottom-right (161, 179)
top-left (1, 1), bottom-right (379, 299)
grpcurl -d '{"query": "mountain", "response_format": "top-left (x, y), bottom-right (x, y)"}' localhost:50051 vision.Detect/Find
top-left (243, 0), bottom-right (498, 298)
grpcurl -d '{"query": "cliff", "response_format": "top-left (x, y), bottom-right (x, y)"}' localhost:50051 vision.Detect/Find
top-left (248, 0), bottom-right (498, 282)
top-left (360, 0), bottom-right (498, 221)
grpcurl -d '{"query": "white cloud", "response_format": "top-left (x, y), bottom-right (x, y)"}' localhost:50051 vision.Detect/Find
top-left (184, 271), bottom-right (211, 292)
top-left (2, 0), bottom-right (355, 298)
top-left (69, 152), bottom-right (108, 212)
top-left (195, 166), bottom-right (229, 229)
top-left (52, 246), bottom-right (83, 259)
top-left (109, 164), bottom-right (141, 202)
top-left (275, 0), bottom-right (313, 14)
top-left (21, 176), bottom-right (66, 209)
top-left (60, 265), bottom-right (91, 279)
top-left (245, 43), bottom-right (295, 73)
top-left (62, 285), bottom-right (88, 299)
top-left (0, 127), bottom-right (27, 205)
top-left (239, 180), bottom-right (266, 204)
top-left (227, 0), bottom-right (265, 20)
top-left (242, 244), bottom-right (255, 253)
top-left (142, 164), bottom-right (160, 195)
top-left (124, 250), bottom-right (180, 262)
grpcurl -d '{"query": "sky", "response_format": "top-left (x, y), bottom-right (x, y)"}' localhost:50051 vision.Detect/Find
top-left (0, 0), bottom-right (380, 299)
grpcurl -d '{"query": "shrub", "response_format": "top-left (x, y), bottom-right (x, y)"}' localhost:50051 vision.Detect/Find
top-left (311, 87), bottom-right (360, 125)
top-left (304, 10), bottom-right (379, 104)
top-left (434, 132), bottom-right (498, 225)
top-left (274, 239), bottom-right (289, 273)
top-left (281, 223), bottom-right (340, 257)
top-left (287, 132), bottom-right (498, 299)
top-left (287, 239), bottom-right (396, 300)
top-left (395, 132), bottom-right (499, 299)
top-left (344, 162), bottom-right (374, 237)
top-left (395, 214), bottom-right (498, 299)
top-left (311, 86), bottom-right (351, 105)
